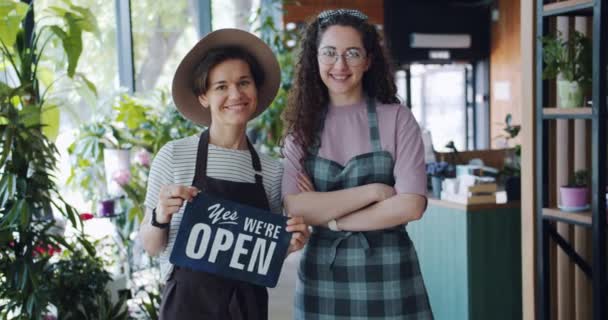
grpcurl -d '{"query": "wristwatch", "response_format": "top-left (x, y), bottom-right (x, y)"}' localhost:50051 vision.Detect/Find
top-left (151, 208), bottom-right (170, 229)
top-left (327, 219), bottom-right (340, 231)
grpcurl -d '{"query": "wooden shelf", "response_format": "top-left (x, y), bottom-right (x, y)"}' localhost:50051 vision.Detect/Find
top-left (543, 0), bottom-right (594, 17)
top-left (542, 207), bottom-right (592, 227)
top-left (542, 107), bottom-right (593, 119)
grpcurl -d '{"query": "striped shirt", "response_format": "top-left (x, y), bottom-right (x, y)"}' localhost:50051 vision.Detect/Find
top-left (143, 134), bottom-right (283, 281)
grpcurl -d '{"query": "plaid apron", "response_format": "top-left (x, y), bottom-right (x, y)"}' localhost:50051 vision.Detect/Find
top-left (295, 98), bottom-right (433, 320)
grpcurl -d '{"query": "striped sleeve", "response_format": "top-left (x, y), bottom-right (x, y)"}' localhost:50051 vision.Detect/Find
top-left (259, 154), bottom-right (283, 214)
top-left (144, 141), bottom-right (174, 210)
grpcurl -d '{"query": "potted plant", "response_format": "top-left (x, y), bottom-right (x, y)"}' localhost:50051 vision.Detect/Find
top-left (542, 31), bottom-right (592, 108)
top-left (559, 169), bottom-right (590, 211)
top-left (67, 92), bottom-right (199, 281)
top-left (495, 114), bottom-right (521, 200)
top-left (47, 246), bottom-right (129, 319)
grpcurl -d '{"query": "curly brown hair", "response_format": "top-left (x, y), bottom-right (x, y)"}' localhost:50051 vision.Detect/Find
top-left (281, 11), bottom-right (400, 161)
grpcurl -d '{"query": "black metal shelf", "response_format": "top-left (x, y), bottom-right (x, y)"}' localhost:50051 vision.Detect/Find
top-left (535, 0), bottom-right (607, 319)
top-left (542, 0), bottom-right (594, 17)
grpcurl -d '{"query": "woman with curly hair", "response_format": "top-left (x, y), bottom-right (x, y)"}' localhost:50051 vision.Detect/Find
top-left (281, 9), bottom-right (433, 319)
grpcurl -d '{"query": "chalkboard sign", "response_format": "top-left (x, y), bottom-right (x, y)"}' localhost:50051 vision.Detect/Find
top-left (170, 193), bottom-right (291, 288)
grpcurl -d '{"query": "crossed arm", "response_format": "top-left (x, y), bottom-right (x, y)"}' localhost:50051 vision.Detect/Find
top-left (283, 174), bottom-right (426, 232)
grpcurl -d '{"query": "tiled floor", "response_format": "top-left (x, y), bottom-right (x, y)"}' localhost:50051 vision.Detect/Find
top-left (268, 251), bottom-right (301, 319)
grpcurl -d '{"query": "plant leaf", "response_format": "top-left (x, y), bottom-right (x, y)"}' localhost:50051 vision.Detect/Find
top-left (0, 1), bottom-right (29, 49)
top-left (0, 173), bottom-right (17, 208)
top-left (41, 103), bottom-right (60, 141)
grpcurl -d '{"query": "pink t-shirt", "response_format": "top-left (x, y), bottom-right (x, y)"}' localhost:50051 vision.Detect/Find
top-left (282, 100), bottom-right (427, 197)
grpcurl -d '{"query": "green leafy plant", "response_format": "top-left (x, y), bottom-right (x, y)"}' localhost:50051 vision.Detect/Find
top-left (0, 1), bottom-right (105, 318)
top-left (68, 92), bottom-right (198, 214)
top-left (495, 114), bottom-right (521, 177)
top-left (568, 169), bottom-right (589, 188)
top-left (249, 0), bottom-right (299, 155)
top-left (0, 0), bottom-right (99, 139)
top-left (542, 31), bottom-right (592, 86)
top-left (47, 246), bottom-right (129, 319)
top-left (67, 92), bottom-right (198, 282)
top-left (138, 287), bottom-right (161, 320)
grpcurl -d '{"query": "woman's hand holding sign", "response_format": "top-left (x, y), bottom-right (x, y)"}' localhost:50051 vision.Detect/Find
top-left (156, 185), bottom-right (200, 223)
top-left (141, 184), bottom-right (200, 256)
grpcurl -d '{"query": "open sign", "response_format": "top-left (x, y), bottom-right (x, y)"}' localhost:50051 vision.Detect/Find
top-left (170, 193), bottom-right (291, 288)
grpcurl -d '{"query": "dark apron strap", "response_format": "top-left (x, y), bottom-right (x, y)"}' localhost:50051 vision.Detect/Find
top-left (365, 97), bottom-right (382, 152)
top-left (309, 97), bottom-right (381, 156)
top-left (192, 129), bottom-right (264, 191)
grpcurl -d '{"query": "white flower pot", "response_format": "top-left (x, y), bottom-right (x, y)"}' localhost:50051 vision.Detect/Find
top-left (557, 80), bottom-right (584, 108)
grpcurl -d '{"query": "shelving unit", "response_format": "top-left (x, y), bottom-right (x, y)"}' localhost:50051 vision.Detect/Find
top-left (534, 1), bottom-right (607, 319)
top-left (542, 107), bottom-right (593, 119)
top-left (542, 207), bottom-right (592, 227)
top-left (542, 0), bottom-right (594, 16)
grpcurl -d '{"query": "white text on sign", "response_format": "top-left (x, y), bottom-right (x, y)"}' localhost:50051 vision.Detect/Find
top-left (184, 223), bottom-right (277, 276)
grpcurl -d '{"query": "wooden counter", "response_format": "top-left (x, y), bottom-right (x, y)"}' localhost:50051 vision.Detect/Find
top-left (427, 196), bottom-right (521, 211)
top-left (408, 198), bottom-right (522, 320)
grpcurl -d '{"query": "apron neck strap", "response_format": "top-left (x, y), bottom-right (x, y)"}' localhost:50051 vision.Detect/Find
top-left (308, 97), bottom-right (381, 156)
top-left (193, 129), bottom-right (264, 190)
top-left (365, 97), bottom-right (382, 152)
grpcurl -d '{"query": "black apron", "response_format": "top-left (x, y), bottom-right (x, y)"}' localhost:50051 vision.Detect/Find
top-left (159, 130), bottom-right (270, 320)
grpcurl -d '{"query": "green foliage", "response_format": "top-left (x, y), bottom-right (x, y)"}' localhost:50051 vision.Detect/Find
top-left (542, 31), bottom-right (592, 86)
top-left (138, 287), bottom-right (161, 320)
top-left (0, 0), bottom-right (100, 106)
top-left (46, 3), bottom-right (100, 78)
top-left (47, 247), bottom-right (129, 319)
top-left (67, 92), bottom-right (199, 279)
top-left (0, 83), bottom-right (102, 319)
top-left (249, 0), bottom-right (299, 155)
top-left (502, 114), bottom-right (521, 141)
top-left (66, 121), bottom-right (114, 203)
top-left (111, 93), bottom-right (200, 154)
top-left (498, 113), bottom-right (521, 177)
top-left (568, 169), bottom-right (589, 188)
top-left (0, 2), bottom-right (109, 318)
top-left (0, 1), bottom-right (29, 49)
top-left (67, 92), bottom-right (198, 203)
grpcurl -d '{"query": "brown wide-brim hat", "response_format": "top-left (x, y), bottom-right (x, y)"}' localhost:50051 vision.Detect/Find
top-left (172, 28), bottom-right (280, 126)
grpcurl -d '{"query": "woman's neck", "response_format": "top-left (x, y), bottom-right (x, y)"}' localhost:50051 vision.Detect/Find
top-left (328, 88), bottom-right (364, 107)
top-left (208, 123), bottom-right (248, 150)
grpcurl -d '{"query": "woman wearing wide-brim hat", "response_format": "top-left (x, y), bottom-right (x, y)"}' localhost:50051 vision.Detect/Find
top-left (138, 28), bottom-right (309, 319)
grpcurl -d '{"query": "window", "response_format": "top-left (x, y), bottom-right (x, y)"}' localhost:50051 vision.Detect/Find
top-left (131, 0), bottom-right (198, 92)
top-left (212, 0), bottom-right (255, 30)
top-left (410, 64), bottom-right (468, 152)
top-left (34, 0), bottom-right (119, 125)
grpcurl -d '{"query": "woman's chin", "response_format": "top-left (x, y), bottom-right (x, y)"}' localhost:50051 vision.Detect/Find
top-left (216, 116), bottom-right (252, 127)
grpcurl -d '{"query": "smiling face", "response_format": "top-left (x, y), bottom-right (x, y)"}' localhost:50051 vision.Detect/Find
top-left (198, 59), bottom-right (258, 127)
top-left (317, 25), bottom-right (370, 105)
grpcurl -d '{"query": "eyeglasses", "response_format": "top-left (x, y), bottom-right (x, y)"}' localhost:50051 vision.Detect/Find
top-left (318, 47), bottom-right (367, 67)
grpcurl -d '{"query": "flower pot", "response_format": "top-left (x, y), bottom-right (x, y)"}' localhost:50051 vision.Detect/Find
top-left (559, 186), bottom-right (589, 208)
top-left (431, 176), bottom-right (443, 199)
top-left (557, 80), bottom-right (584, 108)
top-left (103, 148), bottom-right (130, 196)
